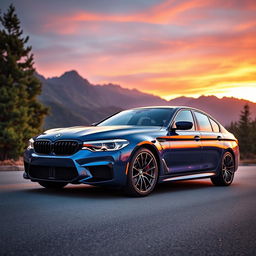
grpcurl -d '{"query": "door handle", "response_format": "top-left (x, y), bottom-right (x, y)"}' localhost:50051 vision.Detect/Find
top-left (194, 135), bottom-right (200, 141)
top-left (217, 136), bottom-right (222, 140)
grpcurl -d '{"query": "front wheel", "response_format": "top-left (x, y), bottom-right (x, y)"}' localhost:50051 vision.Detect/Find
top-left (38, 181), bottom-right (68, 189)
top-left (211, 151), bottom-right (235, 186)
top-left (125, 148), bottom-right (159, 197)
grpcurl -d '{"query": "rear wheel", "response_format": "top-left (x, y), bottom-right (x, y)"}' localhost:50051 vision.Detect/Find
top-left (211, 151), bottom-right (235, 186)
top-left (38, 181), bottom-right (67, 189)
top-left (125, 148), bottom-right (159, 197)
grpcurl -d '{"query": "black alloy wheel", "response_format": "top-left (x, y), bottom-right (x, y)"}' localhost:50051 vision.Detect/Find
top-left (211, 151), bottom-right (235, 186)
top-left (125, 148), bottom-right (158, 197)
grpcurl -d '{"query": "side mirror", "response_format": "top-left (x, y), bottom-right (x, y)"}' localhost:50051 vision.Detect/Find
top-left (173, 121), bottom-right (193, 130)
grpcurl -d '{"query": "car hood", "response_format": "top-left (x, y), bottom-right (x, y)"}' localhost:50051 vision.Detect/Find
top-left (36, 125), bottom-right (163, 141)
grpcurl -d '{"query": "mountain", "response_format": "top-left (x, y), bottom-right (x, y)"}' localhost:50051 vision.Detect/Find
top-left (37, 70), bottom-right (167, 128)
top-left (36, 70), bottom-right (256, 129)
top-left (168, 96), bottom-right (256, 126)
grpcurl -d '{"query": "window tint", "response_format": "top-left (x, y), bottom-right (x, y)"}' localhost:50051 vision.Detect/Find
top-left (194, 112), bottom-right (212, 132)
top-left (173, 110), bottom-right (194, 130)
top-left (98, 108), bottom-right (174, 126)
top-left (209, 118), bottom-right (220, 133)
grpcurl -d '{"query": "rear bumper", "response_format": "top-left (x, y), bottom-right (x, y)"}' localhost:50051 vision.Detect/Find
top-left (23, 148), bottom-right (128, 187)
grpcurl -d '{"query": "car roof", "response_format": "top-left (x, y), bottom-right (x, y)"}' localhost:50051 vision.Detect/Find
top-left (131, 106), bottom-right (202, 112)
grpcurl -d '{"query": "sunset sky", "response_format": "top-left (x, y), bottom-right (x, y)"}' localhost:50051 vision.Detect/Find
top-left (1, 0), bottom-right (256, 102)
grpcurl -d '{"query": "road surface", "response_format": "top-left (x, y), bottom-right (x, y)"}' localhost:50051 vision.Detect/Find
top-left (0, 167), bottom-right (255, 255)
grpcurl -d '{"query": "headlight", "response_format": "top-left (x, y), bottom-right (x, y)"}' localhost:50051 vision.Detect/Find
top-left (82, 139), bottom-right (129, 151)
top-left (27, 138), bottom-right (34, 149)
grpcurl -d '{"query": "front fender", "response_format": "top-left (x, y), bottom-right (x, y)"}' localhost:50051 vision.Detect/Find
top-left (119, 137), bottom-right (165, 176)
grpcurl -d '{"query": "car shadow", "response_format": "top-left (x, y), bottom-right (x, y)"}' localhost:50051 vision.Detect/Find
top-left (155, 179), bottom-right (213, 194)
top-left (24, 179), bottom-right (214, 199)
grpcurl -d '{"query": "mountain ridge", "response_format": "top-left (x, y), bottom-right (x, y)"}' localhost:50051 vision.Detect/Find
top-left (36, 70), bottom-right (256, 129)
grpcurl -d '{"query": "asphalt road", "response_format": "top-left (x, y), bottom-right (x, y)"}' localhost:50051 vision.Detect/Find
top-left (0, 167), bottom-right (255, 256)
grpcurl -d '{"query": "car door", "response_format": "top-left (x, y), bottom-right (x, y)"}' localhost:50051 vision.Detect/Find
top-left (193, 111), bottom-right (224, 171)
top-left (163, 109), bottom-right (202, 174)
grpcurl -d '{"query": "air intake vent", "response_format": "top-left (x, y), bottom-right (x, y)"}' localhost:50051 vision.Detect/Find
top-left (34, 140), bottom-right (81, 155)
top-left (29, 165), bottom-right (78, 181)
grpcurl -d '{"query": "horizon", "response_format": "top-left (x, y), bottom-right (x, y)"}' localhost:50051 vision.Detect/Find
top-left (1, 0), bottom-right (256, 103)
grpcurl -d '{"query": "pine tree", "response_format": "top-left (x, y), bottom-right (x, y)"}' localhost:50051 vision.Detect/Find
top-left (237, 104), bottom-right (252, 159)
top-left (251, 118), bottom-right (256, 155)
top-left (228, 121), bottom-right (239, 137)
top-left (227, 104), bottom-right (256, 159)
top-left (0, 4), bottom-right (48, 160)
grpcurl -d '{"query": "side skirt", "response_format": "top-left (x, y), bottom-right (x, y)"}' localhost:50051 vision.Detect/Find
top-left (159, 171), bottom-right (216, 183)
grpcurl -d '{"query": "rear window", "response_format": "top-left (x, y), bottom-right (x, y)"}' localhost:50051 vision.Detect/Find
top-left (209, 118), bottom-right (220, 133)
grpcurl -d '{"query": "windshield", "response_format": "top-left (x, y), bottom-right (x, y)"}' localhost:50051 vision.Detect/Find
top-left (97, 108), bottom-right (175, 127)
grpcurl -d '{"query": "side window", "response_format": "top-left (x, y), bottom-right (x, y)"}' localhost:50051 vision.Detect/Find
top-left (173, 110), bottom-right (195, 130)
top-left (194, 112), bottom-right (212, 132)
top-left (209, 118), bottom-right (220, 133)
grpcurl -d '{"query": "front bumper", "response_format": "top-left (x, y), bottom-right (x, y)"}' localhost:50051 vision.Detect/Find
top-left (23, 148), bottom-right (128, 187)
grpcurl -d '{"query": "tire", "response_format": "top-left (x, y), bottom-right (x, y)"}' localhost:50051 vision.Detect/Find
top-left (125, 148), bottom-right (159, 197)
top-left (38, 181), bottom-right (67, 189)
top-left (211, 151), bottom-right (235, 186)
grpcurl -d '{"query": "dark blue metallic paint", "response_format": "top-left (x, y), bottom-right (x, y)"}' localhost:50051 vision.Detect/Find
top-left (23, 107), bottom-right (239, 194)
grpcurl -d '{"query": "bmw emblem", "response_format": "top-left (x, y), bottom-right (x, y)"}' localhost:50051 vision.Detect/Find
top-left (55, 133), bottom-right (61, 138)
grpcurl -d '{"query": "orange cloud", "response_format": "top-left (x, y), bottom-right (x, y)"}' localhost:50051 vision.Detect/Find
top-left (63, 0), bottom-right (206, 24)
top-left (33, 0), bottom-right (256, 103)
top-left (41, 0), bottom-right (256, 36)
top-left (42, 0), bottom-right (209, 35)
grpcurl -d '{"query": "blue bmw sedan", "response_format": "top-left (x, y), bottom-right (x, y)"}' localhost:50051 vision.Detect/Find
top-left (23, 106), bottom-right (239, 196)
